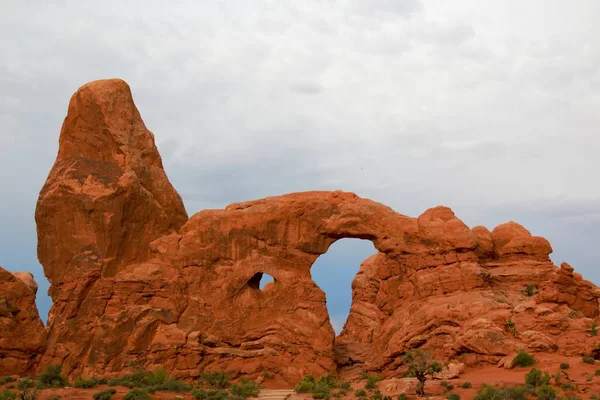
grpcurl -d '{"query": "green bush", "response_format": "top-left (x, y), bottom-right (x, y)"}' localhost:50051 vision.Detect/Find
top-left (561, 382), bottom-right (576, 391)
top-left (504, 385), bottom-right (531, 400)
top-left (93, 389), bottom-right (117, 400)
top-left (200, 371), bottom-right (230, 389)
top-left (192, 389), bottom-right (230, 400)
top-left (36, 364), bottom-right (68, 388)
top-left (536, 385), bottom-right (556, 400)
top-left (355, 390), bottom-right (367, 397)
top-left (108, 368), bottom-right (188, 393)
top-left (397, 395), bottom-right (408, 400)
top-left (0, 390), bottom-right (16, 400)
top-left (596, 369), bottom-right (600, 376)
top-left (473, 384), bottom-right (530, 400)
top-left (108, 370), bottom-right (148, 388)
top-left (365, 374), bottom-right (382, 390)
top-left (17, 378), bottom-right (35, 391)
top-left (149, 379), bottom-right (192, 393)
top-left (583, 356), bottom-right (595, 365)
top-left (447, 395), bottom-right (460, 400)
top-left (0, 377), bottom-right (15, 385)
top-left (523, 284), bottom-right (537, 297)
top-left (473, 384), bottom-right (503, 400)
top-left (122, 388), bottom-right (151, 400)
top-left (230, 379), bottom-right (260, 399)
top-left (460, 382), bottom-right (472, 389)
top-left (525, 368), bottom-right (551, 387)
top-left (592, 321), bottom-right (598, 336)
top-left (559, 362), bottom-right (570, 370)
top-left (370, 390), bottom-right (382, 400)
top-left (295, 376), bottom-right (316, 393)
top-left (440, 381), bottom-right (454, 392)
top-left (74, 376), bottom-right (108, 389)
top-left (512, 350), bottom-right (535, 367)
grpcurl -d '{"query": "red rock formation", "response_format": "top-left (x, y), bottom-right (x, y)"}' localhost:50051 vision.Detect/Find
top-left (0, 267), bottom-right (46, 375)
top-left (36, 79), bottom-right (188, 371)
top-left (32, 79), bottom-right (600, 385)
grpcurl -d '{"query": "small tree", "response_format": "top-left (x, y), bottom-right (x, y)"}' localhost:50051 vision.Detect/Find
top-left (403, 349), bottom-right (442, 396)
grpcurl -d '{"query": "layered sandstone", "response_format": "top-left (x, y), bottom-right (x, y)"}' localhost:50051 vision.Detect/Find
top-left (26, 79), bottom-right (600, 384)
top-left (0, 267), bottom-right (46, 375)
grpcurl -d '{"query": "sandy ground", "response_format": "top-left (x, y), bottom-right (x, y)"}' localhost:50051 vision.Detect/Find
top-left (2, 354), bottom-right (600, 399)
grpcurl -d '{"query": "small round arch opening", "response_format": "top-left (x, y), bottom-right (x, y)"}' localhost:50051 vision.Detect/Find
top-left (248, 272), bottom-right (276, 291)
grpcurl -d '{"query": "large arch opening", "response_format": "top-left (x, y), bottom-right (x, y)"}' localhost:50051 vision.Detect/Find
top-left (311, 238), bottom-right (377, 335)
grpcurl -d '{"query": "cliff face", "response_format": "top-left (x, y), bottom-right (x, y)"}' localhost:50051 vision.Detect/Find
top-left (27, 79), bottom-right (600, 384)
top-left (0, 267), bottom-right (46, 376)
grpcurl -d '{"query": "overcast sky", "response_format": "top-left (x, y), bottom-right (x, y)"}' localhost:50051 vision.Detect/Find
top-left (1, 0), bottom-right (599, 331)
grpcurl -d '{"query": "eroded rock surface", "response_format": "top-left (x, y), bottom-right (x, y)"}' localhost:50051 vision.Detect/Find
top-left (30, 79), bottom-right (600, 384)
top-left (0, 267), bottom-right (46, 375)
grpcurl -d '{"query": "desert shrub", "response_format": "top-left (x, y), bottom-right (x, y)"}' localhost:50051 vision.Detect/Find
top-left (512, 350), bottom-right (535, 367)
top-left (552, 371), bottom-right (561, 383)
top-left (523, 284), bottom-right (537, 297)
top-left (16, 387), bottom-right (37, 400)
top-left (355, 390), bottom-right (367, 397)
top-left (230, 379), bottom-right (259, 399)
top-left (199, 371), bottom-right (230, 389)
top-left (583, 356), bottom-right (595, 365)
top-left (447, 395), bottom-right (460, 400)
top-left (192, 389), bottom-right (230, 400)
top-left (397, 395), bottom-right (408, 400)
top-left (440, 381), bottom-right (454, 392)
top-left (460, 382), bottom-right (472, 389)
top-left (473, 384), bottom-right (530, 400)
top-left (536, 385), bottom-right (556, 400)
top-left (370, 390), bottom-right (382, 400)
top-left (49, 397), bottom-right (60, 400)
top-left (382, 396), bottom-right (391, 400)
top-left (263, 372), bottom-right (271, 379)
top-left (340, 381), bottom-right (351, 391)
top-left (365, 374), bottom-right (382, 390)
top-left (505, 320), bottom-right (517, 336)
top-left (108, 370), bottom-right (148, 388)
top-left (150, 379), bottom-right (192, 393)
top-left (296, 376), bottom-right (316, 393)
top-left (16, 378), bottom-right (35, 391)
top-left (0, 390), bottom-right (16, 400)
top-left (561, 382), bottom-right (576, 391)
top-left (590, 395), bottom-right (599, 400)
top-left (478, 269), bottom-right (493, 286)
top-left (74, 376), bottom-right (108, 389)
top-left (559, 362), bottom-right (570, 370)
top-left (36, 364), bottom-right (67, 388)
top-left (403, 349), bottom-right (442, 396)
top-left (592, 321), bottom-right (598, 336)
top-left (596, 369), bottom-right (600, 376)
top-left (93, 388), bottom-right (117, 400)
top-left (587, 374), bottom-right (594, 382)
top-left (525, 368), bottom-right (551, 387)
top-left (473, 384), bottom-right (504, 400)
top-left (504, 385), bottom-right (531, 400)
top-left (122, 388), bottom-right (151, 400)
top-left (108, 367), bottom-right (176, 392)
top-left (0, 377), bottom-right (15, 385)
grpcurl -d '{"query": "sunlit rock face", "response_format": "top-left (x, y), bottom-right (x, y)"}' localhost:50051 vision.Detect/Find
top-left (28, 79), bottom-right (600, 384)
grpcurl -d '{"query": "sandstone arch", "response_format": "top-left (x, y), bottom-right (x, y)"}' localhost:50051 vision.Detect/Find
top-left (28, 79), bottom-right (600, 385)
